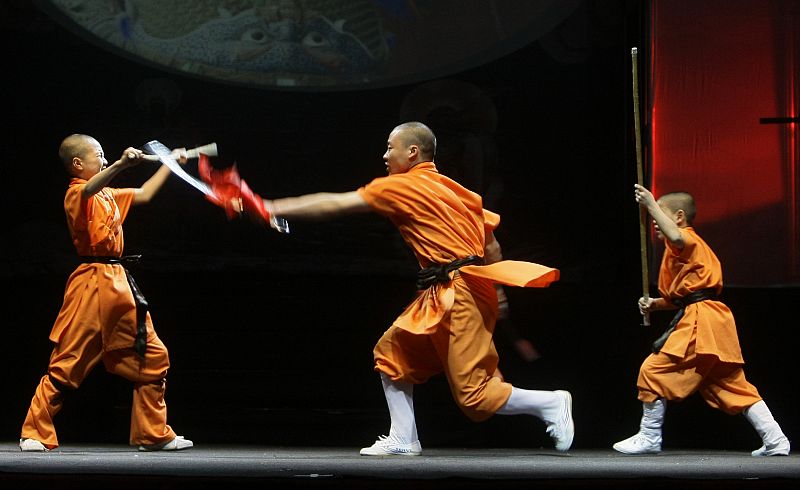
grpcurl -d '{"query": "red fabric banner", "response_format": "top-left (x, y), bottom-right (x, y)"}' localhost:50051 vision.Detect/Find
top-left (650, 0), bottom-right (799, 285)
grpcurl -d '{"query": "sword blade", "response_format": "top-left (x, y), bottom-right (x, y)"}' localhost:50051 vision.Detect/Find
top-left (142, 140), bottom-right (214, 196)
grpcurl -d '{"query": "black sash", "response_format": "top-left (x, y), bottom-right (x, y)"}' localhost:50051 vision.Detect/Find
top-left (416, 255), bottom-right (484, 290)
top-left (652, 288), bottom-right (719, 353)
top-left (79, 255), bottom-right (148, 358)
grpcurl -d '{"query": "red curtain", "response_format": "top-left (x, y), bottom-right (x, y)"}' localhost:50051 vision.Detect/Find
top-left (649, 0), bottom-right (799, 286)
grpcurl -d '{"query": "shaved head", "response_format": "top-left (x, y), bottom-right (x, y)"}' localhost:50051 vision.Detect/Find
top-left (58, 134), bottom-right (94, 173)
top-left (393, 122), bottom-right (437, 161)
top-left (658, 191), bottom-right (696, 225)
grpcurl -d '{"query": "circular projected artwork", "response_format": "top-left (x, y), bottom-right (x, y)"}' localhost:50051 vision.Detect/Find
top-left (37, 0), bottom-right (580, 90)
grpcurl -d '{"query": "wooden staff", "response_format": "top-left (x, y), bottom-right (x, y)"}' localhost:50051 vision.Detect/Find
top-left (631, 47), bottom-right (650, 326)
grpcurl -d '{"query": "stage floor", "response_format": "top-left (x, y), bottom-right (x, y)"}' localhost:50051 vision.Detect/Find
top-left (1, 443), bottom-right (798, 489)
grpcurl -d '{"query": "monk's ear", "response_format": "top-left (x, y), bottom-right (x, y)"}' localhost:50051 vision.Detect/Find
top-left (675, 209), bottom-right (686, 224)
top-left (71, 157), bottom-right (83, 173)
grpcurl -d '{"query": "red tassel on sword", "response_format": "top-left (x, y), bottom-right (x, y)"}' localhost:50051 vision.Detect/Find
top-left (197, 154), bottom-right (277, 226)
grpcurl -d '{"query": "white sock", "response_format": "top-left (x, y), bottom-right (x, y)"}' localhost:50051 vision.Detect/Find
top-left (745, 400), bottom-right (788, 447)
top-left (380, 372), bottom-right (418, 444)
top-left (496, 386), bottom-right (560, 420)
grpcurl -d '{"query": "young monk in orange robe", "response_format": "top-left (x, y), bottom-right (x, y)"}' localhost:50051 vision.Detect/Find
top-left (20, 134), bottom-right (192, 452)
top-left (613, 185), bottom-right (790, 456)
top-left (252, 122), bottom-right (574, 455)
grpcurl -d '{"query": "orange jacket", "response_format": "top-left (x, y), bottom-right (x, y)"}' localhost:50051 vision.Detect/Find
top-left (49, 181), bottom-right (145, 351)
top-left (657, 227), bottom-right (744, 363)
top-left (358, 162), bottom-right (558, 334)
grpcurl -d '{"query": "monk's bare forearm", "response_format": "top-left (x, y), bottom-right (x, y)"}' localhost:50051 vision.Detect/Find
top-left (83, 161), bottom-right (129, 197)
top-left (270, 191), bottom-right (370, 220)
top-left (135, 164), bottom-right (172, 204)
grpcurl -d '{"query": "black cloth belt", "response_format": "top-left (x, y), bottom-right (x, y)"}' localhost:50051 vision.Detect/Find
top-left (79, 255), bottom-right (148, 358)
top-left (652, 288), bottom-right (719, 354)
top-left (416, 255), bottom-right (483, 290)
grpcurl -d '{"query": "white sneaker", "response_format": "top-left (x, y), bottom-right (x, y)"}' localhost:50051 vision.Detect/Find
top-left (360, 435), bottom-right (422, 456)
top-left (545, 390), bottom-right (574, 451)
top-left (752, 438), bottom-right (790, 457)
top-left (613, 433), bottom-right (662, 454)
top-left (138, 435), bottom-right (194, 452)
top-left (19, 438), bottom-right (47, 452)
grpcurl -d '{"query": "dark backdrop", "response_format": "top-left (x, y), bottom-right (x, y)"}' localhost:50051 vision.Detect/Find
top-left (1, 0), bottom-right (796, 452)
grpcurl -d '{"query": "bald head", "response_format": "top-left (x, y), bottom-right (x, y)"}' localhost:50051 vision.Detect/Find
top-left (59, 134), bottom-right (95, 174)
top-left (658, 191), bottom-right (696, 225)
top-left (392, 122), bottom-right (437, 161)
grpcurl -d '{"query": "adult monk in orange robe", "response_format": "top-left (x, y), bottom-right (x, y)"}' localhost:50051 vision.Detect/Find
top-left (613, 185), bottom-right (790, 456)
top-left (19, 134), bottom-right (193, 452)
top-left (260, 122), bottom-right (574, 455)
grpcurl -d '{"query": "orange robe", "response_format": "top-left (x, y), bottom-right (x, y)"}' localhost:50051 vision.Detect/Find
top-left (21, 179), bottom-right (176, 448)
top-left (637, 227), bottom-right (761, 414)
top-left (358, 162), bottom-right (558, 421)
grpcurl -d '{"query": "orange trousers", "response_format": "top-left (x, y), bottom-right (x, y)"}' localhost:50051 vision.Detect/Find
top-left (637, 337), bottom-right (762, 415)
top-left (21, 321), bottom-right (176, 449)
top-left (374, 275), bottom-right (512, 422)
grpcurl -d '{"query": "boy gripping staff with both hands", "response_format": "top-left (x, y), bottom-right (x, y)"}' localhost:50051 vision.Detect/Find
top-left (614, 184), bottom-right (790, 456)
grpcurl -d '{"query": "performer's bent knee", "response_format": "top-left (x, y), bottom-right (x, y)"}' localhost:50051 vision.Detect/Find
top-left (453, 379), bottom-right (512, 422)
top-left (636, 362), bottom-right (687, 402)
top-left (457, 397), bottom-right (501, 422)
top-left (459, 404), bottom-right (495, 422)
top-left (145, 340), bottom-right (170, 364)
top-left (138, 377), bottom-right (167, 389)
top-left (47, 371), bottom-right (81, 391)
top-left (374, 359), bottom-right (434, 385)
top-left (47, 373), bottom-right (78, 392)
top-left (145, 348), bottom-right (170, 370)
top-left (102, 348), bottom-right (170, 382)
top-left (637, 389), bottom-right (662, 403)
